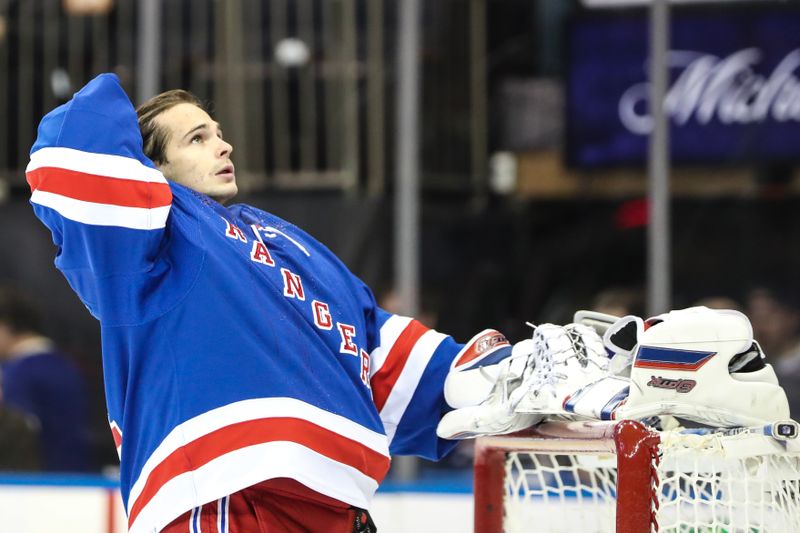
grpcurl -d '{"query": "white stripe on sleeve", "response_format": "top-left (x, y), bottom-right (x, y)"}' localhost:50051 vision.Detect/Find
top-left (27, 147), bottom-right (167, 183)
top-left (31, 190), bottom-right (170, 230)
top-left (369, 315), bottom-right (413, 376)
top-left (378, 330), bottom-right (447, 443)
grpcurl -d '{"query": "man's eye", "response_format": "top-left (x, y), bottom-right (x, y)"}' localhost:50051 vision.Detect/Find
top-left (191, 135), bottom-right (203, 144)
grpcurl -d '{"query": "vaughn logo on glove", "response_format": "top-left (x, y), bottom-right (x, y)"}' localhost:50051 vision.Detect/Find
top-left (647, 376), bottom-right (697, 394)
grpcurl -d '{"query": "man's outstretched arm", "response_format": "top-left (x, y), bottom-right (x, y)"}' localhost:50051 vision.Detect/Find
top-left (27, 73), bottom-right (173, 319)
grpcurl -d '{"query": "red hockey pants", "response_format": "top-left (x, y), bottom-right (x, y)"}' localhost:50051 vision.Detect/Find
top-left (161, 477), bottom-right (371, 533)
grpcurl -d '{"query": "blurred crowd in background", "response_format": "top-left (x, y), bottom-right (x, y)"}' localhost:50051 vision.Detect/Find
top-left (3, 0), bottom-right (800, 477)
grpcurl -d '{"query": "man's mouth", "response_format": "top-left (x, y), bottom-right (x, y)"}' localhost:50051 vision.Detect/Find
top-left (216, 164), bottom-right (235, 181)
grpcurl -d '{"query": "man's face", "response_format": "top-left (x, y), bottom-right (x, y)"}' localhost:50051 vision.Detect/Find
top-left (155, 103), bottom-right (238, 204)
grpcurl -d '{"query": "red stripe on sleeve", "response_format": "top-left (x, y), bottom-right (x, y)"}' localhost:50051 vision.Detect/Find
top-left (127, 417), bottom-right (391, 530)
top-left (27, 167), bottom-right (172, 208)
top-left (371, 319), bottom-right (429, 412)
top-left (110, 425), bottom-right (123, 449)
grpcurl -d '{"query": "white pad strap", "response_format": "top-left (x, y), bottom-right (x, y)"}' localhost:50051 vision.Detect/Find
top-left (573, 310), bottom-right (621, 336)
top-left (603, 315), bottom-right (644, 375)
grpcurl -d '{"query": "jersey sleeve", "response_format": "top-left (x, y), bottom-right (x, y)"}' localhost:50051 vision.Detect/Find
top-left (26, 74), bottom-right (173, 319)
top-left (366, 304), bottom-right (462, 460)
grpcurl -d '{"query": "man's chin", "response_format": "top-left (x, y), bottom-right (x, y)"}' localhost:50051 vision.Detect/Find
top-left (210, 183), bottom-right (238, 205)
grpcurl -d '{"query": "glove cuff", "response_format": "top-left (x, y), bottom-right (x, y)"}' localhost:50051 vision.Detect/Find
top-left (444, 329), bottom-right (513, 409)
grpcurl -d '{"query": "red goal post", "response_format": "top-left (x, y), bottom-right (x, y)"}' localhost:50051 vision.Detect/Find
top-left (473, 419), bottom-right (800, 533)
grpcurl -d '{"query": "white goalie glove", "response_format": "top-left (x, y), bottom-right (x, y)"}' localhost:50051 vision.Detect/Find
top-left (436, 330), bottom-right (543, 440)
top-left (512, 322), bottom-right (628, 420)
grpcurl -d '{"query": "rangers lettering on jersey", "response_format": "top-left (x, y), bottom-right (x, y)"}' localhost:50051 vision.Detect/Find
top-left (360, 349), bottom-right (372, 387)
top-left (338, 323), bottom-right (358, 356)
top-left (250, 241), bottom-right (275, 266)
top-left (281, 268), bottom-right (305, 300)
top-left (313, 301), bottom-right (333, 330)
top-left (225, 220), bottom-right (247, 242)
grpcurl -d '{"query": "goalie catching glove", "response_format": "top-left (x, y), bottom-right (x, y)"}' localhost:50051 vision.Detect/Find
top-left (512, 322), bottom-right (628, 420)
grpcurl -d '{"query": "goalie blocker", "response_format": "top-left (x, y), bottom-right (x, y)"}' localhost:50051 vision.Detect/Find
top-left (438, 323), bottom-right (621, 439)
top-left (437, 330), bottom-right (542, 440)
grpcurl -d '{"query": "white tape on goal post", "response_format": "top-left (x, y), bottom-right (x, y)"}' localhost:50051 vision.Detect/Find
top-left (473, 420), bottom-right (800, 533)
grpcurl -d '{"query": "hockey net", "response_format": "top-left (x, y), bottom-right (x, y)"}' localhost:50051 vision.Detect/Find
top-left (474, 420), bottom-right (800, 533)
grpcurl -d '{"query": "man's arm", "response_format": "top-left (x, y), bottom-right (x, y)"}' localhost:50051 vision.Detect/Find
top-left (27, 74), bottom-right (173, 320)
top-left (367, 306), bottom-right (461, 460)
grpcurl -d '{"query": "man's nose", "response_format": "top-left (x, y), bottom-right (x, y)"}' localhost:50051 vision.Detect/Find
top-left (218, 138), bottom-right (233, 157)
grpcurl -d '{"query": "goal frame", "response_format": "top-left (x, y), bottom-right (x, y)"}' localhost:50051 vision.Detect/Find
top-left (473, 419), bottom-right (660, 533)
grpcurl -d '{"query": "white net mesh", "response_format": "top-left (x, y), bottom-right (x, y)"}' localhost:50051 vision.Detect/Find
top-left (504, 452), bottom-right (617, 533)
top-left (501, 430), bottom-right (800, 533)
top-left (656, 431), bottom-right (800, 533)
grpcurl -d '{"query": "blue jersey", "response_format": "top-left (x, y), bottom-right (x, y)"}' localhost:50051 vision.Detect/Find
top-left (27, 74), bottom-right (459, 533)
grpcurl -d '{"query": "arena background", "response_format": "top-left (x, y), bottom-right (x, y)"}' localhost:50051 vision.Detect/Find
top-left (2, 0), bottom-right (800, 531)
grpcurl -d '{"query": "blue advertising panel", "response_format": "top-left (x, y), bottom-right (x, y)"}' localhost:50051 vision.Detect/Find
top-left (566, 6), bottom-right (800, 167)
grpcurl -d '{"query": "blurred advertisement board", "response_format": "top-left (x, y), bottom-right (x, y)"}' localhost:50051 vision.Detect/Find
top-left (581, 0), bottom-right (749, 6)
top-left (566, 6), bottom-right (800, 167)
